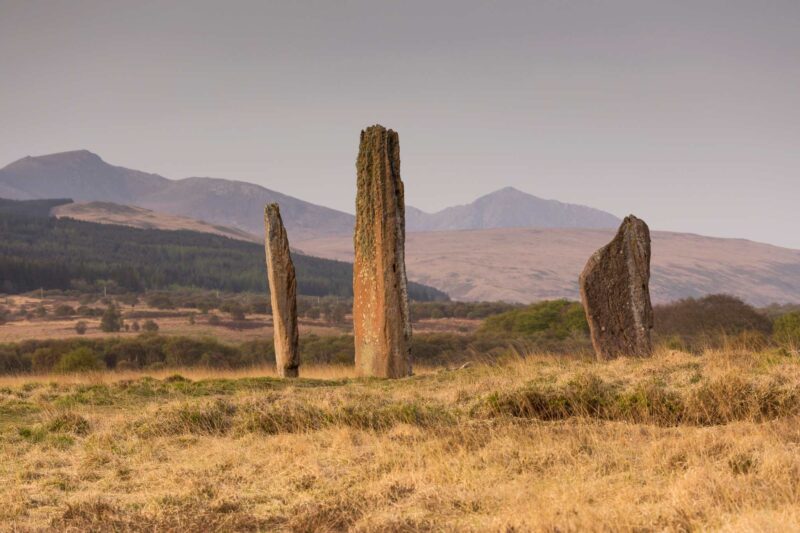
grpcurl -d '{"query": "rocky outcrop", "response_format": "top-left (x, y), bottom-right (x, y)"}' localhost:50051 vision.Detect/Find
top-left (579, 215), bottom-right (653, 360)
top-left (264, 203), bottom-right (299, 377)
top-left (352, 125), bottom-right (412, 378)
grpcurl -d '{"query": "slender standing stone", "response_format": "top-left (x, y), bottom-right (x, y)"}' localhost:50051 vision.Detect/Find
top-left (264, 203), bottom-right (299, 377)
top-left (353, 125), bottom-right (412, 378)
top-left (579, 215), bottom-right (653, 360)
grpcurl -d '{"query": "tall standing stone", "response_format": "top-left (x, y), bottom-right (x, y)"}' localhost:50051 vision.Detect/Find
top-left (579, 215), bottom-right (653, 360)
top-left (264, 203), bottom-right (299, 377)
top-left (353, 125), bottom-right (412, 378)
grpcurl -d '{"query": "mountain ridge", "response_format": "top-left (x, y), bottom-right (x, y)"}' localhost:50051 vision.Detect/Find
top-left (0, 150), bottom-right (353, 241)
top-left (0, 151), bottom-right (625, 240)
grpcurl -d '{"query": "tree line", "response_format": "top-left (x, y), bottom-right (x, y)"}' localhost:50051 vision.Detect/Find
top-left (0, 198), bottom-right (448, 301)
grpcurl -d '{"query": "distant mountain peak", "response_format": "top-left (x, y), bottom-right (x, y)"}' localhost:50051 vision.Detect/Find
top-left (407, 186), bottom-right (620, 232)
top-left (492, 185), bottom-right (523, 194)
top-left (19, 149), bottom-right (103, 165)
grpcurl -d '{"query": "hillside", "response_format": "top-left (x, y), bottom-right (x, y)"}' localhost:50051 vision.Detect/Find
top-left (407, 187), bottom-right (620, 231)
top-left (0, 199), bottom-right (447, 301)
top-left (1, 152), bottom-right (625, 242)
top-left (53, 201), bottom-right (259, 242)
top-left (0, 150), bottom-right (353, 241)
top-left (296, 227), bottom-right (800, 306)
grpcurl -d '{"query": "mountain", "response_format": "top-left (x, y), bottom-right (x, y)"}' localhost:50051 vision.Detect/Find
top-left (53, 201), bottom-right (259, 243)
top-left (407, 187), bottom-right (621, 231)
top-left (0, 150), bottom-right (354, 241)
top-left (295, 227), bottom-right (800, 306)
top-left (0, 152), bottom-right (624, 241)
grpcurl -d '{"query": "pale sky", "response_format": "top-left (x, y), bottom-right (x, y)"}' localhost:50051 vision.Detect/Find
top-left (1, 1), bottom-right (799, 248)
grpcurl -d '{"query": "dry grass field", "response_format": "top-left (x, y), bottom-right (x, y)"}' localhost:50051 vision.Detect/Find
top-left (0, 295), bottom-right (479, 344)
top-left (0, 313), bottom-right (345, 344)
top-left (3, 348), bottom-right (800, 531)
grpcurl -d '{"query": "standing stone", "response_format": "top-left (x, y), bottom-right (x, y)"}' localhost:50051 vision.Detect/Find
top-left (353, 125), bottom-right (412, 378)
top-left (264, 203), bottom-right (299, 377)
top-left (579, 215), bottom-right (653, 360)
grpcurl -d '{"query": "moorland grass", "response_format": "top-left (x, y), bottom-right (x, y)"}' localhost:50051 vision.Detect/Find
top-left (2, 348), bottom-right (800, 531)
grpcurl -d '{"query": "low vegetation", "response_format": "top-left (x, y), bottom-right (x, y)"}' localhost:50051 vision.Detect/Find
top-left (2, 294), bottom-right (800, 376)
top-left (3, 349), bottom-right (800, 530)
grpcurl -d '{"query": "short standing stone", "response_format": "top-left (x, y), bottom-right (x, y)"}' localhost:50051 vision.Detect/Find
top-left (579, 215), bottom-right (653, 360)
top-left (264, 203), bottom-right (300, 377)
top-left (353, 125), bottom-right (412, 378)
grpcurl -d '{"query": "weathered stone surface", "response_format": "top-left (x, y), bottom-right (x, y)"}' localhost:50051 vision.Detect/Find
top-left (579, 215), bottom-right (653, 360)
top-left (353, 125), bottom-right (412, 378)
top-left (264, 203), bottom-right (299, 377)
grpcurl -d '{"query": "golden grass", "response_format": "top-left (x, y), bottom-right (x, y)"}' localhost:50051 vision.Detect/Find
top-left (2, 348), bottom-right (800, 531)
top-left (0, 364), bottom-right (358, 389)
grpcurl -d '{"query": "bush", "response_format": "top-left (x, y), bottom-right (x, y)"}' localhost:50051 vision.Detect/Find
top-left (223, 303), bottom-right (246, 321)
top-left (100, 305), bottom-right (123, 333)
top-left (142, 320), bottom-right (159, 333)
top-left (0, 347), bottom-right (29, 372)
top-left (74, 321), bottom-right (88, 335)
top-left (328, 304), bottom-right (348, 324)
top-left (654, 294), bottom-right (772, 351)
top-left (54, 305), bottom-right (76, 317)
top-left (31, 347), bottom-right (59, 372)
top-left (774, 312), bottom-right (800, 349)
top-left (479, 300), bottom-right (588, 340)
top-left (146, 293), bottom-right (175, 309)
top-left (76, 305), bottom-right (97, 317)
top-left (55, 347), bottom-right (103, 373)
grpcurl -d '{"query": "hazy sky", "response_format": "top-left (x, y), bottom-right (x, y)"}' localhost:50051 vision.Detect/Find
top-left (1, 1), bottom-right (799, 247)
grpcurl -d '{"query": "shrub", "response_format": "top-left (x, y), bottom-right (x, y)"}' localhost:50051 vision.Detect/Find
top-left (131, 321), bottom-right (140, 332)
top-left (74, 321), bottom-right (88, 335)
top-left (654, 294), bottom-right (771, 351)
top-left (54, 305), bottom-right (76, 317)
top-left (479, 300), bottom-right (588, 340)
top-left (224, 303), bottom-right (246, 321)
top-left (32, 347), bottom-right (60, 372)
top-left (76, 305), bottom-right (96, 317)
top-left (328, 304), bottom-right (348, 324)
top-left (55, 348), bottom-right (103, 373)
top-left (0, 346), bottom-right (29, 373)
top-left (142, 320), bottom-right (159, 333)
top-left (164, 337), bottom-right (205, 367)
top-left (100, 305), bottom-right (123, 333)
top-left (146, 293), bottom-right (175, 309)
top-left (774, 312), bottom-right (800, 349)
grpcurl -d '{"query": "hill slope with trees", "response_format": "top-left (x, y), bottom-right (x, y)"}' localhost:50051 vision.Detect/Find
top-left (0, 198), bottom-right (448, 301)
